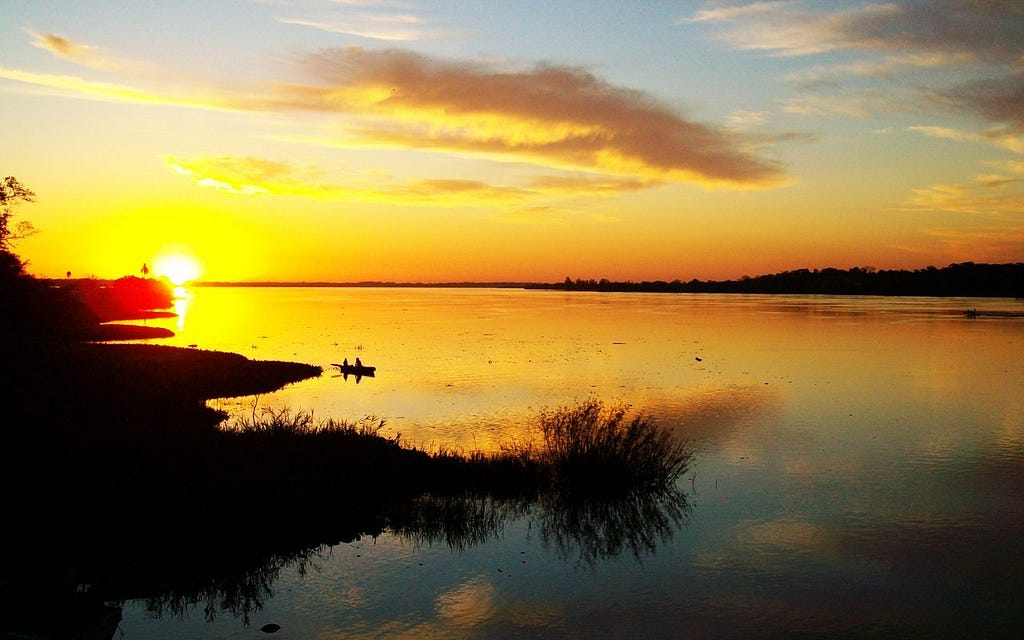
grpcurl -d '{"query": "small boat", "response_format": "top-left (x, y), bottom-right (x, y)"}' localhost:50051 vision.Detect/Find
top-left (332, 362), bottom-right (376, 377)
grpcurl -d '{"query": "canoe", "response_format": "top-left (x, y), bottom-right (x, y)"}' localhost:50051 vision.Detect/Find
top-left (332, 363), bottom-right (376, 376)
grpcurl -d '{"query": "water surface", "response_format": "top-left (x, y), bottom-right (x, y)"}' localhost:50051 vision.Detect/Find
top-left (119, 288), bottom-right (1023, 638)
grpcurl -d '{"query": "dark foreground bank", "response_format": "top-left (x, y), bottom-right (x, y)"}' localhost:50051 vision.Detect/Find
top-left (1, 273), bottom-right (693, 639)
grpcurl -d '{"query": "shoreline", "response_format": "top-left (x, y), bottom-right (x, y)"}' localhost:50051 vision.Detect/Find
top-left (6, 330), bottom-right (323, 432)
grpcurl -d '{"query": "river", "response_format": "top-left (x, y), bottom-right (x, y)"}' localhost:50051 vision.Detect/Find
top-left (116, 287), bottom-right (1023, 638)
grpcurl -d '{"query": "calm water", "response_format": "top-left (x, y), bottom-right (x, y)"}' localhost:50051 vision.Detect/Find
top-left (120, 287), bottom-right (1023, 638)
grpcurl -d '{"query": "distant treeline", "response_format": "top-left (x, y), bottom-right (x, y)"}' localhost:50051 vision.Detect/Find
top-left (528, 263), bottom-right (1024, 298)
top-left (195, 280), bottom-right (529, 289)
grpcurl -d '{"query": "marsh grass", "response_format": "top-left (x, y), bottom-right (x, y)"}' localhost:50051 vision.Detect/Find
top-left (220, 401), bottom-right (690, 498)
top-left (228, 408), bottom-right (392, 440)
top-left (531, 399), bottom-right (691, 493)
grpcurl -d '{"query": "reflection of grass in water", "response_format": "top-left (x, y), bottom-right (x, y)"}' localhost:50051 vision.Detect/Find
top-left (148, 401), bottom-right (692, 619)
top-left (5, 402), bottom-right (691, 633)
top-left (341, 400), bottom-right (695, 567)
top-left (393, 485), bottom-right (691, 568)
top-left (139, 545), bottom-right (329, 627)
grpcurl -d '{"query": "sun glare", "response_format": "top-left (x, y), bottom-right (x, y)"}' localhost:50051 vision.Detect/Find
top-left (152, 251), bottom-right (203, 285)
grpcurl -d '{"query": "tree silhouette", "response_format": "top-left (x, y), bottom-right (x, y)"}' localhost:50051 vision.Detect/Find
top-left (1, 176), bottom-right (37, 276)
top-left (1, 176), bottom-right (37, 250)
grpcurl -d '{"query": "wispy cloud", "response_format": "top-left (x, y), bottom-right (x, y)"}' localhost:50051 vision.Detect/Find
top-left (902, 160), bottom-right (1024, 215)
top-left (273, 0), bottom-right (456, 41)
top-left (278, 14), bottom-right (453, 41)
top-left (687, 1), bottom-right (1024, 62)
top-left (27, 29), bottom-right (137, 73)
top-left (165, 153), bottom-right (676, 205)
top-left (894, 155), bottom-right (1024, 262)
top-left (528, 175), bottom-right (659, 195)
top-left (165, 155), bottom-right (533, 204)
top-left (0, 65), bottom-right (240, 110)
top-left (909, 125), bottom-right (1023, 154)
top-left (784, 52), bottom-right (975, 90)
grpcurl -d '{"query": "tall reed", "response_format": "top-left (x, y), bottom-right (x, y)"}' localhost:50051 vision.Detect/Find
top-left (536, 399), bottom-right (690, 493)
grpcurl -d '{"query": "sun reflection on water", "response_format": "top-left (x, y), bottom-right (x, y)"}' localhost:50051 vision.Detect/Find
top-left (172, 286), bottom-right (190, 333)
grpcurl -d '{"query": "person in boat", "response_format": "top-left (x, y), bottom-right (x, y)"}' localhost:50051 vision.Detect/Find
top-left (342, 358), bottom-right (349, 367)
top-left (355, 357), bottom-right (362, 367)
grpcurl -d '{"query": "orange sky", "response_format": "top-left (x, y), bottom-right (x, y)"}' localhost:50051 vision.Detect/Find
top-left (2, 2), bottom-right (1022, 282)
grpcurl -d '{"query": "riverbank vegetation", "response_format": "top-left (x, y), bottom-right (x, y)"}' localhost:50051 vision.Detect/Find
top-left (536, 262), bottom-right (1024, 297)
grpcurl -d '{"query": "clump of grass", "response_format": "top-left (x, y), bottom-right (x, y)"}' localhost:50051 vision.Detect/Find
top-left (218, 403), bottom-right (688, 498)
top-left (228, 408), bottom-right (393, 441)
top-left (534, 399), bottom-right (690, 493)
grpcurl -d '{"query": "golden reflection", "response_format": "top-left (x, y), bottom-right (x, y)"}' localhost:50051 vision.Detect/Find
top-left (739, 519), bottom-right (835, 553)
top-left (436, 576), bottom-right (497, 628)
top-left (172, 287), bottom-right (189, 333)
top-left (146, 288), bottom-right (1024, 463)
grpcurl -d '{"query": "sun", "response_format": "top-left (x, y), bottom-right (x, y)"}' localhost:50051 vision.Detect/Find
top-left (152, 250), bottom-right (203, 285)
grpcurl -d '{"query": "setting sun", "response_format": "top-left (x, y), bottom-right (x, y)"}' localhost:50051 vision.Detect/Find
top-left (152, 250), bottom-right (202, 285)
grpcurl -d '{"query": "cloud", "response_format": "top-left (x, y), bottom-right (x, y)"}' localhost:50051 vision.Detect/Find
top-left (0, 65), bottom-right (242, 110)
top-left (785, 52), bottom-right (975, 90)
top-left (934, 73), bottom-right (1024, 130)
top-left (4, 30), bottom-right (789, 191)
top-left (278, 13), bottom-right (456, 41)
top-left (690, 2), bottom-right (1024, 131)
top-left (165, 153), bottom-right (675, 206)
top-left (687, 1), bottom-right (1024, 62)
top-left (27, 30), bottom-right (140, 73)
top-left (909, 124), bottom-right (1024, 154)
top-left (267, 47), bottom-right (786, 186)
top-left (902, 161), bottom-right (1024, 215)
top-left (684, 2), bottom-right (802, 26)
top-left (780, 90), bottom-right (914, 118)
top-left (528, 175), bottom-right (660, 195)
top-left (271, 0), bottom-right (457, 41)
top-left (165, 155), bottom-right (534, 204)
top-left (168, 157), bottom-right (291, 195)
top-left (893, 158), bottom-right (1024, 262)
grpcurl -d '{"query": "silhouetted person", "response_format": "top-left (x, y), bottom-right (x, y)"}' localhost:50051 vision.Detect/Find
top-left (343, 358), bottom-right (349, 366)
top-left (355, 357), bottom-right (362, 367)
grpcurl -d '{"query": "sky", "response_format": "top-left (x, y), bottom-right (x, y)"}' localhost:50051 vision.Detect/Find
top-left (1, 0), bottom-right (1022, 283)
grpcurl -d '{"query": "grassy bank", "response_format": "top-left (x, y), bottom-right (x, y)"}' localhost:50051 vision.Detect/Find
top-left (1, 277), bottom-right (692, 638)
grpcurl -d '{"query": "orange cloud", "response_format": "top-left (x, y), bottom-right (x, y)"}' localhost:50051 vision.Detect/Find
top-left (528, 175), bottom-right (659, 195)
top-left (267, 47), bottom-right (786, 186)
top-left (903, 161), bottom-right (1024, 215)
